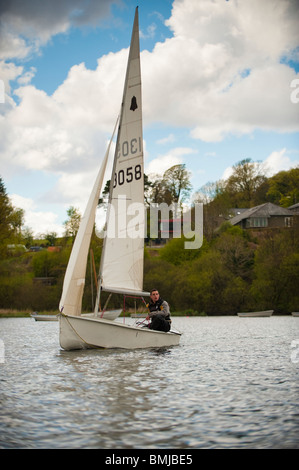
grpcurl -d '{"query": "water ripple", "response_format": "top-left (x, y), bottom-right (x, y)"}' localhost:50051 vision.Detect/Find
top-left (0, 316), bottom-right (298, 448)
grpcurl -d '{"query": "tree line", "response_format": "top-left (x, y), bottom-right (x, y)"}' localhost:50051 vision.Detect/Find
top-left (0, 161), bottom-right (298, 314)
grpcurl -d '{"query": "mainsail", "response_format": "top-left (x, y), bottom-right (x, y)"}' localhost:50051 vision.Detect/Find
top-left (99, 8), bottom-right (147, 297)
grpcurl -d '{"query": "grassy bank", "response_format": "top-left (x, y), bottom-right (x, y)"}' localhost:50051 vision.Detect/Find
top-left (0, 309), bottom-right (56, 318)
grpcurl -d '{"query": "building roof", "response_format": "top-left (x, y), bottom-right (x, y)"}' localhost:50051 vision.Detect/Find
top-left (229, 202), bottom-right (294, 226)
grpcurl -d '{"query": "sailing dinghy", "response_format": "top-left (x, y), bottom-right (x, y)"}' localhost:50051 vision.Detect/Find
top-left (59, 8), bottom-right (181, 350)
top-left (237, 310), bottom-right (273, 317)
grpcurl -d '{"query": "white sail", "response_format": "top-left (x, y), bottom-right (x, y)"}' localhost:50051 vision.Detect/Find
top-left (59, 120), bottom-right (118, 316)
top-left (100, 8), bottom-right (147, 296)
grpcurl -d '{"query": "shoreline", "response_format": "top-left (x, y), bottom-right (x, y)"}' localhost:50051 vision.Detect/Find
top-left (0, 309), bottom-right (33, 317)
top-left (0, 309), bottom-right (294, 318)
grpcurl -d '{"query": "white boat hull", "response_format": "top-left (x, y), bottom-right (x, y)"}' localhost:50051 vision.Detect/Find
top-left (237, 310), bottom-right (273, 317)
top-left (59, 314), bottom-right (181, 350)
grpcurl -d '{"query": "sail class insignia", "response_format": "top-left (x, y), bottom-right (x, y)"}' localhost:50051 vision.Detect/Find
top-left (130, 96), bottom-right (138, 111)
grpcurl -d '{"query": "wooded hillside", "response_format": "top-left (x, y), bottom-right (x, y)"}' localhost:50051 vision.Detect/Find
top-left (1, 163), bottom-right (298, 314)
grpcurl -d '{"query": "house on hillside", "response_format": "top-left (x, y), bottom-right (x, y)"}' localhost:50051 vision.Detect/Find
top-left (229, 202), bottom-right (295, 230)
top-left (288, 202), bottom-right (299, 215)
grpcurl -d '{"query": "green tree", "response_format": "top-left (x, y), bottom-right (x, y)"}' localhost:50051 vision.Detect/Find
top-left (148, 174), bottom-right (173, 205)
top-left (43, 231), bottom-right (58, 246)
top-left (159, 235), bottom-right (207, 265)
top-left (194, 180), bottom-right (232, 241)
top-left (10, 208), bottom-right (25, 241)
top-left (225, 158), bottom-right (267, 208)
top-left (147, 165), bottom-right (192, 206)
top-left (22, 226), bottom-right (34, 248)
top-left (0, 176), bottom-right (15, 257)
top-left (183, 251), bottom-right (232, 314)
top-left (162, 164), bottom-right (192, 205)
top-left (63, 206), bottom-right (81, 241)
top-left (213, 225), bottom-right (254, 281)
top-left (251, 226), bottom-right (299, 311)
top-left (266, 167), bottom-right (299, 207)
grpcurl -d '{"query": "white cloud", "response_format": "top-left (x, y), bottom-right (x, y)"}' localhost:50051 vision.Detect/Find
top-left (1, 0), bottom-right (299, 236)
top-left (0, 60), bottom-right (23, 94)
top-left (166, 0), bottom-right (299, 63)
top-left (156, 133), bottom-right (175, 145)
top-left (2, 0), bottom-right (299, 179)
top-left (141, 0), bottom-right (299, 141)
top-left (146, 147), bottom-right (196, 176)
top-left (140, 23), bottom-right (157, 40)
top-left (146, 155), bottom-right (181, 177)
top-left (17, 67), bottom-right (36, 85)
top-left (0, 25), bottom-right (32, 60)
top-left (221, 148), bottom-right (299, 181)
top-left (0, 45), bottom-right (125, 236)
top-left (221, 166), bottom-right (234, 181)
top-left (10, 194), bottom-right (63, 236)
top-left (0, 0), bottom-right (116, 59)
top-left (264, 148), bottom-right (299, 176)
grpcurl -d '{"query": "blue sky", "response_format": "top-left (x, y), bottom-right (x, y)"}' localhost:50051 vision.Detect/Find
top-left (1, 0), bottom-right (299, 236)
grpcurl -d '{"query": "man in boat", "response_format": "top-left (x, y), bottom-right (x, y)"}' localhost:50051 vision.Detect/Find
top-left (146, 289), bottom-right (171, 332)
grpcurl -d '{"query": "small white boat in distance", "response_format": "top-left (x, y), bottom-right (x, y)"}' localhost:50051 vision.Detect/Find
top-left (291, 312), bottom-right (299, 317)
top-left (31, 313), bottom-right (58, 321)
top-left (237, 310), bottom-right (274, 317)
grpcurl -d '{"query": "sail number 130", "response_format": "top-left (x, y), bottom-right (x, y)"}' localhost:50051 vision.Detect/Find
top-left (113, 164), bottom-right (142, 188)
top-left (117, 137), bottom-right (142, 159)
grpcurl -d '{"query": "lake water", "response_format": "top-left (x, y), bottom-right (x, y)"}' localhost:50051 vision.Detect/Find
top-left (0, 316), bottom-right (298, 449)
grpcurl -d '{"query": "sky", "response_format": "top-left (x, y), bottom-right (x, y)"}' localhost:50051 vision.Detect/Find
top-left (1, 0), bottom-right (299, 237)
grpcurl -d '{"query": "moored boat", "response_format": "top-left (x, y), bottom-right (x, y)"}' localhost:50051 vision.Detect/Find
top-left (237, 310), bottom-right (274, 317)
top-left (31, 313), bottom-right (58, 321)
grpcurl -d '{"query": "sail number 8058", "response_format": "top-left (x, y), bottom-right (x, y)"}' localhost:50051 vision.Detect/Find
top-left (113, 164), bottom-right (142, 188)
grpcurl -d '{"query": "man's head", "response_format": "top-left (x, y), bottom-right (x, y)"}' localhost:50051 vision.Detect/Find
top-left (150, 289), bottom-right (160, 303)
